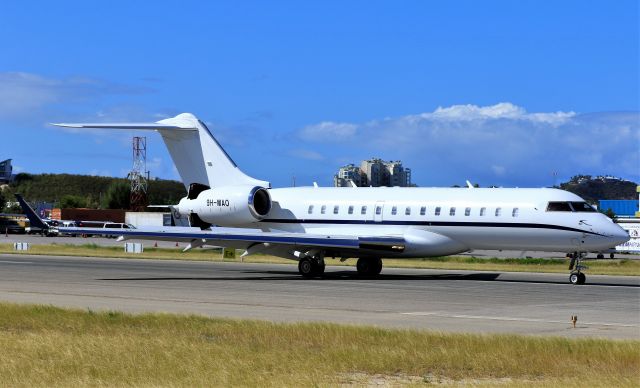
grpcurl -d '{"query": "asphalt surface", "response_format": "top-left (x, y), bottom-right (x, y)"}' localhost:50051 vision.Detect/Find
top-left (0, 253), bottom-right (638, 339)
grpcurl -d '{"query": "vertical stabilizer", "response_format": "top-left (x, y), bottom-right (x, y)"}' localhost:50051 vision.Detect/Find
top-left (155, 114), bottom-right (269, 189)
top-left (52, 113), bottom-right (270, 190)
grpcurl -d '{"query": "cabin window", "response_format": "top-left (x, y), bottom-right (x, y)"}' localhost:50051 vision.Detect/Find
top-left (321, 205), bottom-right (326, 214)
top-left (405, 207), bottom-right (411, 215)
top-left (435, 207), bottom-right (441, 216)
top-left (348, 205), bottom-right (354, 214)
top-left (420, 206), bottom-right (426, 216)
top-left (361, 206), bottom-right (367, 215)
top-left (495, 207), bottom-right (502, 216)
top-left (449, 207), bottom-right (456, 216)
top-left (308, 205), bottom-right (314, 214)
top-left (464, 207), bottom-right (471, 216)
top-left (375, 206), bottom-right (382, 215)
top-left (333, 205), bottom-right (339, 214)
top-left (512, 208), bottom-right (519, 217)
top-left (391, 206), bottom-right (397, 215)
top-left (480, 207), bottom-right (486, 216)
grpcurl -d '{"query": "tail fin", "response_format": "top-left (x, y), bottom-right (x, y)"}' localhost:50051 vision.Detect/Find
top-left (15, 194), bottom-right (48, 230)
top-left (52, 113), bottom-right (270, 190)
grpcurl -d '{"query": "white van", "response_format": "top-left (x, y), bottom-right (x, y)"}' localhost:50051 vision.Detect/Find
top-left (102, 223), bottom-right (136, 238)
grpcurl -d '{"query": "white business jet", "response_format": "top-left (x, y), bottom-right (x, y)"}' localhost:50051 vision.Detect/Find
top-left (46, 113), bottom-right (627, 284)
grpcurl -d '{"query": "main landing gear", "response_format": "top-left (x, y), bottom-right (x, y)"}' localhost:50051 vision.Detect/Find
top-left (567, 252), bottom-right (587, 285)
top-left (297, 256), bottom-right (384, 278)
top-left (356, 258), bottom-right (383, 276)
top-left (298, 257), bottom-right (325, 278)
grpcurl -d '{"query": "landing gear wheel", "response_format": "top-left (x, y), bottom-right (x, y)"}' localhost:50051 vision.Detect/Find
top-left (596, 253), bottom-right (604, 260)
top-left (315, 261), bottom-right (325, 276)
top-left (298, 258), bottom-right (325, 278)
top-left (569, 271), bottom-right (586, 285)
top-left (298, 258), bottom-right (315, 278)
top-left (371, 258), bottom-right (382, 275)
top-left (610, 253), bottom-right (615, 259)
top-left (356, 258), bottom-right (383, 276)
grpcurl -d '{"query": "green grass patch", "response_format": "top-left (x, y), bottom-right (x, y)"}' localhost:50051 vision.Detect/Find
top-left (0, 302), bottom-right (637, 387)
top-left (1, 242), bottom-right (639, 276)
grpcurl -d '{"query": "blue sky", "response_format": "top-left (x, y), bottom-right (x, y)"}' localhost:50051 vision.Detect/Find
top-left (1, 0), bottom-right (638, 188)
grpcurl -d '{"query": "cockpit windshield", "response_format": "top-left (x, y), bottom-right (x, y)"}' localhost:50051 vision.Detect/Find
top-left (569, 202), bottom-right (597, 212)
top-left (546, 201), bottom-right (596, 212)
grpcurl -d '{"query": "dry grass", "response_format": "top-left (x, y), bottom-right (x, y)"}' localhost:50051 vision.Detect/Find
top-left (1, 242), bottom-right (639, 276)
top-left (0, 303), bottom-right (637, 387)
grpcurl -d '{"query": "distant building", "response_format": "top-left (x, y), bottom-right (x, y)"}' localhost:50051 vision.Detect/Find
top-left (334, 158), bottom-right (412, 187)
top-left (599, 200), bottom-right (639, 218)
top-left (0, 159), bottom-right (12, 183)
top-left (334, 164), bottom-right (366, 187)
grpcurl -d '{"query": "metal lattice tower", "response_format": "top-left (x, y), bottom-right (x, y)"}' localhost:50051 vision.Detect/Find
top-left (128, 136), bottom-right (149, 211)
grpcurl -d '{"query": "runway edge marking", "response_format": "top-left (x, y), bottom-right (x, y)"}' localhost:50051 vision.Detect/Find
top-left (401, 312), bottom-right (639, 328)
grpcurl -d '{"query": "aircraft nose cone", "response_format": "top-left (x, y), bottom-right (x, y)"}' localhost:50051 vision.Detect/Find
top-left (609, 224), bottom-right (630, 246)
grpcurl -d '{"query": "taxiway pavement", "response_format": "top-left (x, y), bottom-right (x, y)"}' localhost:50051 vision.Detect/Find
top-left (0, 254), bottom-right (638, 339)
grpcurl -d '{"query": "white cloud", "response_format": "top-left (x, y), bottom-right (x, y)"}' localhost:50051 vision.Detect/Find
top-left (491, 165), bottom-right (506, 176)
top-left (0, 72), bottom-right (152, 119)
top-left (89, 169), bottom-right (112, 177)
top-left (289, 149), bottom-right (325, 161)
top-left (298, 121), bottom-right (358, 142)
top-left (422, 102), bottom-right (575, 125)
top-left (297, 103), bottom-right (639, 186)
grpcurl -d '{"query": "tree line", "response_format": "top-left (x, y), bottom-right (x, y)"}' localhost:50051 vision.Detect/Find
top-left (0, 173), bottom-right (186, 212)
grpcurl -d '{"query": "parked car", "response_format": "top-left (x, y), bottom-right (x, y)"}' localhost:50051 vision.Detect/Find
top-left (57, 220), bottom-right (78, 236)
top-left (26, 219), bottom-right (59, 237)
top-left (102, 222), bottom-right (136, 238)
top-left (75, 221), bottom-right (107, 237)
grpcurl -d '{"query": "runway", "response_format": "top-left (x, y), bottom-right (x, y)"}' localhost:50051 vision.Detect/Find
top-left (0, 253), bottom-right (638, 339)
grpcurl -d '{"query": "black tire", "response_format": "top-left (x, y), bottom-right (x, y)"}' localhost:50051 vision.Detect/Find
top-left (298, 258), bottom-right (315, 278)
top-left (570, 271), bottom-right (586, 285)
top-left (315, 262), bottom-right (325, 276)
top-left (356, 258), bottom-right (382, 276)
top-left (371, 258), bottom-right (383, 275)
top-left (610, 253), bottom-right (615, 259)
top-left (577, 272), bottom-right (586, 285)
top-left (356, 258), bottom-right (370, 275)
top-left (596, 253), bottom-right (604, 260)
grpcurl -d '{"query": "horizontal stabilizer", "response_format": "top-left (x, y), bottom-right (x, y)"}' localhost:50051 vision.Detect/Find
top-left (52, 123), bottom-right (194, 130)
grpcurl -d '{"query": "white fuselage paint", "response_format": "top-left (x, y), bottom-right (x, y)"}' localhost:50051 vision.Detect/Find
top-left (192, 186), bottom-right (629, 258)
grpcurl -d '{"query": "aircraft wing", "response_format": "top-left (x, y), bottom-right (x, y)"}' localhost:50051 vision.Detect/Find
top-left (16, 193), bottom-right (405, 255)
top-left (57, 226), bottom-right (405, 253)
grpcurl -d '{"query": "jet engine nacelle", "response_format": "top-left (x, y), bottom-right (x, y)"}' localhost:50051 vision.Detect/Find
top-left (177, 185), bottom-right (272, 228)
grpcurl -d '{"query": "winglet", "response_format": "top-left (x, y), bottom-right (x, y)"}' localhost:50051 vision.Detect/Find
top-left (15, 194), bottom-right (48, 230)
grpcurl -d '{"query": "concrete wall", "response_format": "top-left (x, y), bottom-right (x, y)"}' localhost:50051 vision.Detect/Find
top-left (125, 212), bottom-right (167, 227)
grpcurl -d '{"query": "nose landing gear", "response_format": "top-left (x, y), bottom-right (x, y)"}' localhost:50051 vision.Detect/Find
top-left (568, 252), bottom-right (588, 285)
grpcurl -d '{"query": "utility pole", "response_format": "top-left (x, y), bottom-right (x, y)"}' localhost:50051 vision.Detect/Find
top-left (128, 136), bottom-right (148, 212)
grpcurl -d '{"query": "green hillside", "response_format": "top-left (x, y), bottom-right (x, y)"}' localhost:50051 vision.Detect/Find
top-left (560, 175), bottom-right (638, 203)
top-left (3, 173), bottom-right (185, 209)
